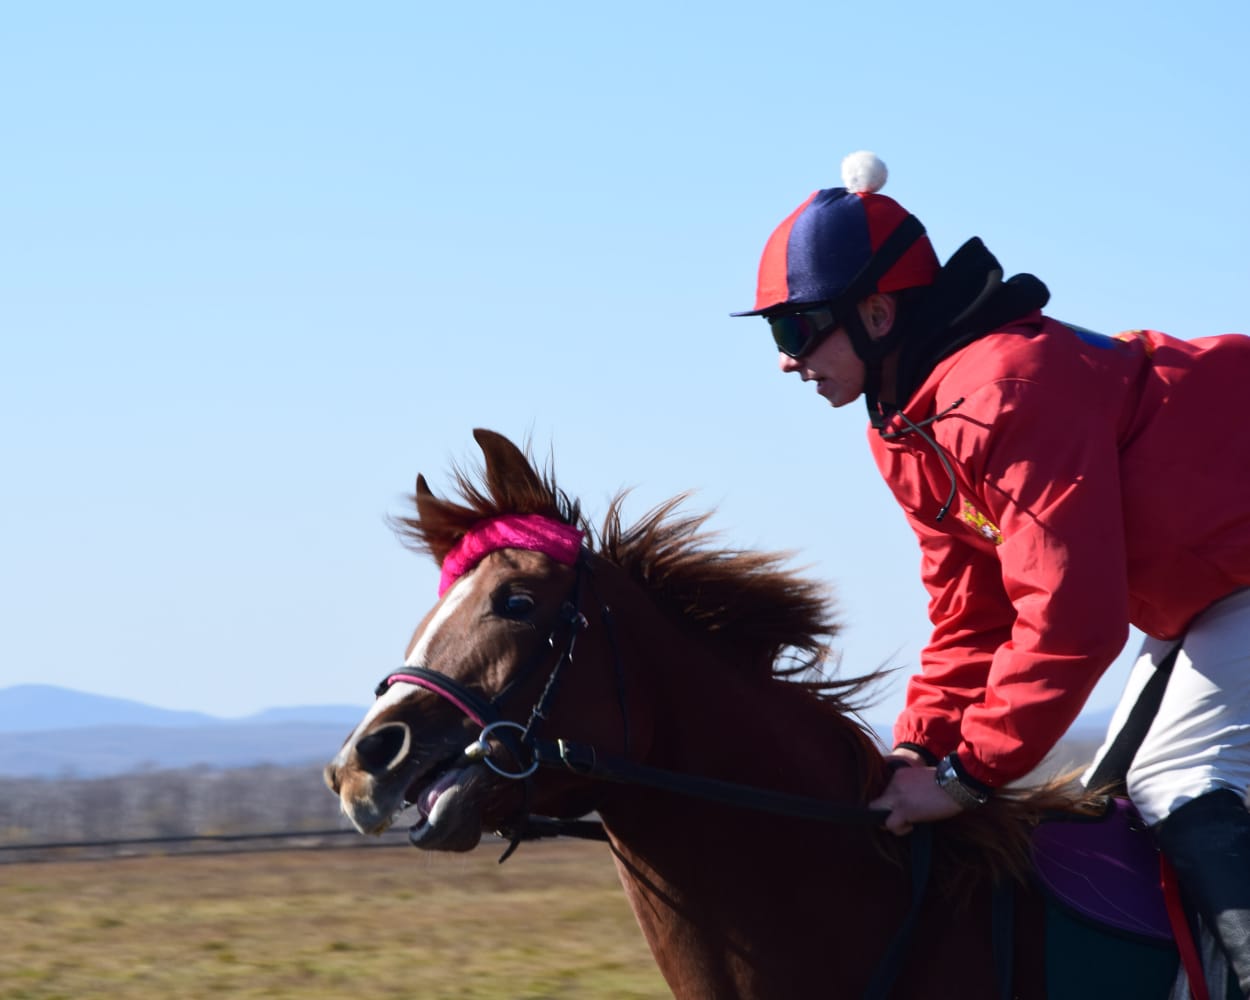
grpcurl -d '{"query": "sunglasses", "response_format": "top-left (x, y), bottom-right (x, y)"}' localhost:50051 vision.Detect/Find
top-left (767, 306), bottom-right (841, 359)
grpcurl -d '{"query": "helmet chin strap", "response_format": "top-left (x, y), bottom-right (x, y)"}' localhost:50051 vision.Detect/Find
top-left (841, 306), bottom-right (906, 430)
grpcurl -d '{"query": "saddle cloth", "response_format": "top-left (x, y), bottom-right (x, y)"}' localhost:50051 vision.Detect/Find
top-left (1031, 796), bottom-right (1172, 941)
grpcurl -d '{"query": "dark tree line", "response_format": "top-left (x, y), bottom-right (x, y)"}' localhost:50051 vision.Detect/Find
top-left (0, 739), bottom-right (1104, 853)
top-left (0, 763), bottom-right (347, 846)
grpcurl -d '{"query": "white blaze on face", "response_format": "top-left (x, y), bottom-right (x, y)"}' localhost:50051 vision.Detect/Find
top-left (333, 577), bottom-right (474, 769)
top-left (404, 572), bottom-right (474, 669)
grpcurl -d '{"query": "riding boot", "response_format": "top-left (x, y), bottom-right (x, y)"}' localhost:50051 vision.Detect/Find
top-left (1154, 789), bottom-right (1250, 999)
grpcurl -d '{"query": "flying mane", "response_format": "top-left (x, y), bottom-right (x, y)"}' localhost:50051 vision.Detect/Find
top-left (390, 437), bottom-right (880, 710)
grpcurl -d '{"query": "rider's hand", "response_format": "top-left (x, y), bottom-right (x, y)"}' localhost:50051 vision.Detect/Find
top-left (868, 765), bottom-right (965, 835)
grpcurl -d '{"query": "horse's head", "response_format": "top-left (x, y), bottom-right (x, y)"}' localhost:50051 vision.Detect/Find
top-left (325, 430), bottom-right (642, 851)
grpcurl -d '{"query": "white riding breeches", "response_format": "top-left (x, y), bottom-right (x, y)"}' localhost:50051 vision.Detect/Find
top-left (1084, 587), bottom-right (1250, 827)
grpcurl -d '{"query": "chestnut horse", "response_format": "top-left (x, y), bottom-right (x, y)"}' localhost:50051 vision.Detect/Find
top-left (326, 430), bottom-right (1156, 999)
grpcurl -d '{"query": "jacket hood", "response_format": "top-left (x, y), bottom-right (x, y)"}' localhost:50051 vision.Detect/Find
top-left (888, 238), bottom-right (1050, 415)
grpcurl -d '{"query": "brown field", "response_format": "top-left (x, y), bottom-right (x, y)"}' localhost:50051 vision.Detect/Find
top-left (1, 839), bottom-right (670, 999)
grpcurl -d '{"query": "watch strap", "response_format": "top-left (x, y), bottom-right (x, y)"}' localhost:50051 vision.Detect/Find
top-left (935, 753), bottom-right (991, 809)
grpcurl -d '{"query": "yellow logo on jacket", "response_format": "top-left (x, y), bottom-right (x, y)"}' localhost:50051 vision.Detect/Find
top-left (959, 501), bottom-right (1003, 545)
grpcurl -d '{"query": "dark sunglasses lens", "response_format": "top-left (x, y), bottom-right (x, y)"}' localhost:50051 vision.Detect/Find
top-left (768, 314), bottom-right (812, 356)
top-left (768, 310), bottom-right (832, 358)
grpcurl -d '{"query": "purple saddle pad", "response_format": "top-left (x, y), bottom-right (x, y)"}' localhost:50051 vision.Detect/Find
top-left (1031, 796), bottom-right (1172, 941)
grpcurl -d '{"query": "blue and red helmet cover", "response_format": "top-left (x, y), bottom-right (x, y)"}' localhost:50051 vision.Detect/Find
top-left (735, 188), bottom-right (939, 316)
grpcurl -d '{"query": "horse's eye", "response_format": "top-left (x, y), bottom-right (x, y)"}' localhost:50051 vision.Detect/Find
top-left (496, 592), bottom-right (536, 619)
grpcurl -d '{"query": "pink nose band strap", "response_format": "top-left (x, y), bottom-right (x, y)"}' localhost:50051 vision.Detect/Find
top-left (438, 514), bottom-right (583, 596)
top-left (383, 672), bottom-right (488, 726)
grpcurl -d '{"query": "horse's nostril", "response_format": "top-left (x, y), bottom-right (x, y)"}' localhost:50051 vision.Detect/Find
top-left (354, 723), bottom-right (410, 774)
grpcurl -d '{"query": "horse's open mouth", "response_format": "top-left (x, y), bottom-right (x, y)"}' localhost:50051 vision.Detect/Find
top-left (404, 761), bottom-right (466, 821)
top-left (402, 758), bottom-right (484, 849)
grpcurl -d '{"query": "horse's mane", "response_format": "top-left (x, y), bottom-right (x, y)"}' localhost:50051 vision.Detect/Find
top-left (597, 493), bottom-right (892, 712)
top-left (391, 431), bottom-right (1104, 892)
top-left (391, 433), bottom-right (883, 714)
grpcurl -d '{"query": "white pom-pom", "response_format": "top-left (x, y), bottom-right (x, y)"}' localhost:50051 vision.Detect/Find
top-left (841, 151), bottom-right (888, 194)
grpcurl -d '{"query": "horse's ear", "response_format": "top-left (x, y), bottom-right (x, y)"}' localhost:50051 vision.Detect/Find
top-left (407, 472), bottom-right (460, 564)
top-left (414, 473), bottom-right (438, 523)
top-left (473, 428), bottom-right (528, 470)
top-left (473, 428), bottom-right (545, 506)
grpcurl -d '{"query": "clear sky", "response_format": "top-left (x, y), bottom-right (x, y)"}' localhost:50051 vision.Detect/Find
top-left (3, 2), bottom-right (1248, 735)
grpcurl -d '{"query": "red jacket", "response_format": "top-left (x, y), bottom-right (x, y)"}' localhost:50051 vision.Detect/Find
top-left (870, 314), bottom-right (1250, 786)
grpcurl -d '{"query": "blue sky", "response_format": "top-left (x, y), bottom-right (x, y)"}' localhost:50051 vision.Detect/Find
top-left (3, 2), bottom-right (1248, 736)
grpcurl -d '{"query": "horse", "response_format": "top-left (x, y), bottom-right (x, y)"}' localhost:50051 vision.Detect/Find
top-left (325, 429), bottom-right (1190, 1000)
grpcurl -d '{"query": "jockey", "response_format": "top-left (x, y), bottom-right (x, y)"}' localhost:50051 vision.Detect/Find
top-left (733, 151), bottom-right (1250, 994)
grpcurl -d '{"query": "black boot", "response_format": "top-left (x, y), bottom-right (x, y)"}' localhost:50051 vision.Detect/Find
top-left (1154, 789), bottom-right (1250, 999)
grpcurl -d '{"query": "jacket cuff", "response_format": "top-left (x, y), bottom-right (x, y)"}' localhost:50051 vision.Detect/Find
top-left (892, 742), bottom-right (939, 766)
top-left (952, 745), bottom-right (1003, 790)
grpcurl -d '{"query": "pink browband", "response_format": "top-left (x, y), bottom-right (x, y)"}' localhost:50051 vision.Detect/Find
top-left (438, 514), bottom-right (584, 596)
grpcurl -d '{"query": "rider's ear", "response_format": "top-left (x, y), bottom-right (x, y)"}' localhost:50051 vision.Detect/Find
top-left (858, 293), bottom-right (897, 340)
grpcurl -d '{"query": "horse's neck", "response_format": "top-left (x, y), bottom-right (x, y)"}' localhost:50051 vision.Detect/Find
top-left (649, 648), bottom-right (874, 803)
top-left (596, 646), bottom-right (905, 998)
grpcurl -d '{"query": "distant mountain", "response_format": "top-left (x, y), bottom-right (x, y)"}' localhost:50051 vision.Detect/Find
top-left (242, 705), bottom-right (370, 726)
top-left (0, 684), bottom-right (220, 733)
top-left (0, 722), bottom-right (360, 778)
top-left (0, 685), bottom-right (370, 778)
top-left (0, 684), bottom-right (367, 734)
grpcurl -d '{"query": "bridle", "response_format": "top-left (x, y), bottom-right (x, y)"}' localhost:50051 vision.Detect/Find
top-left (371, 547), bottom-right (941, 1000)
top-left (375, 552), bottom-right (614, 858)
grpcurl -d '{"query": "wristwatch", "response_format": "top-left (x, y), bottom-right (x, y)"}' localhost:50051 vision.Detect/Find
top-left (935, 753), bottom-right (991, 810)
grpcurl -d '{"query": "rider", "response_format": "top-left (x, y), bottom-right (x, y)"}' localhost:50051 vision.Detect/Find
top-left (732, 151), bottom-right (1250, 994)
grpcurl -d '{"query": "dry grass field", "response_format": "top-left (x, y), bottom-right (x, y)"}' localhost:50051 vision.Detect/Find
top-left (1, 839), bottom-right (670, 999)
